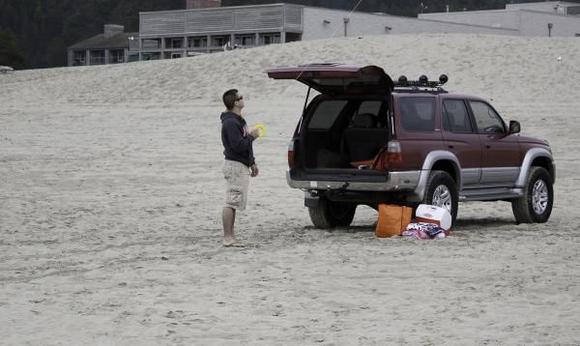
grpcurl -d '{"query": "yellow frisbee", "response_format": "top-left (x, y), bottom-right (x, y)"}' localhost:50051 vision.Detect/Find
top-left (254, 123), bottom-right (266, 138)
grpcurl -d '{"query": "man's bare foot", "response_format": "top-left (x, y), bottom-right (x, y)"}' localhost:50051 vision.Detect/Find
top-left (223, 239), bottom-right (245, 248)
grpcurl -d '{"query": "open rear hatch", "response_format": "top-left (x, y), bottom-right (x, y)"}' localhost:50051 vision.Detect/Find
top-left (267, 63), bottom-right (394, 96)
top-left (268, 64), bottom-right (394, 183)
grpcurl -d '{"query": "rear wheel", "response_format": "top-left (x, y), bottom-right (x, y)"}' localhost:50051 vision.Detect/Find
top-left (422, 170), bottom-right (458, 226)
top-left (511, 167), bottom-right (553, 223)
top-left (308, 198), bottom-right (356, 229)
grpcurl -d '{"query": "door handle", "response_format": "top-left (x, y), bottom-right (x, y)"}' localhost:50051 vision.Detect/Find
top-left (448, 145), bottom-right (454, 149)
top-left (485, 145), bottom-right (491, 149)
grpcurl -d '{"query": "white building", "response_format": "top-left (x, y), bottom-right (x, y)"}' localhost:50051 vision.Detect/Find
top-left (132, 1), bottom-right (580, 61)
top-left (419, 1), bottom-right (580, 37)
top-left (136, 3), bottom-right (522, 61)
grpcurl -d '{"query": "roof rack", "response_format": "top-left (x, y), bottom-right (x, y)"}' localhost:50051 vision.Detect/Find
top-left (393, 74), bottom-right (448, 92)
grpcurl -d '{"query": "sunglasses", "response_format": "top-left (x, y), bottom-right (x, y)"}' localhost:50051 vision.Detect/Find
top-left (236, 96), bottom-right (243, 101)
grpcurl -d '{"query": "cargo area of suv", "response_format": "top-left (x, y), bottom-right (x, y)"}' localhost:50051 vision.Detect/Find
top-left (301, 96), bottom-right (389, 171)
top-left (269, 64), bottom-right (395, 180)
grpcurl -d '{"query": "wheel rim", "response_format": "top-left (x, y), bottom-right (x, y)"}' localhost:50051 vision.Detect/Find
top-left (432, 184), bottom-right (452, 213)
top-left (532, 179), bottom-right (549, 215)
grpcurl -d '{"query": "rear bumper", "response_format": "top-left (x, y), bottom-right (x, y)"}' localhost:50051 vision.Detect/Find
top-left (286, 170), bottom-right (421, 192)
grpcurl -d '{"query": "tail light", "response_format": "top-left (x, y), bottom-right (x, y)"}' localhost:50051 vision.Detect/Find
top-left (288, 140), bottom-right (295, 169)
top-left (386, 141), bottom-right (402, 164)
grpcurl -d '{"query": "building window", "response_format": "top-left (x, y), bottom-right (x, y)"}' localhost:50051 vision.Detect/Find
top-left (142, 52), bottom-right (161, 61)
top-left (72, 50), bottom-right (85, 66)
top-left (211, 35), bottom-right (230, 47)
top-left (164, 37), bottom-right (183, 49)
top-left (164, 52), bottom-right (183, 59)
top-left (234, 34), bottom-right (255, 47)
top-left (286, 33), bottom-right (301, 43)
top-left (109, 49), bottom-right (125, 64)
top-left (188, 36), bottom-right (208, 48)
top-left (259, 33), bottom-right (281, 45)
top-left (127, 53), bottom-right (139, 63)
top-left (90, 50), bottom-right (105, 65)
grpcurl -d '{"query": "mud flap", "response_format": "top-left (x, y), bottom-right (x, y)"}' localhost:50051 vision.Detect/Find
top-left (304, 191), bottom-right (320, 207)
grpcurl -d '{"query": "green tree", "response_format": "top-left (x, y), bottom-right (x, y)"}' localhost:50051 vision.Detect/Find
top-left (0, 30), bottom-right (25, 68)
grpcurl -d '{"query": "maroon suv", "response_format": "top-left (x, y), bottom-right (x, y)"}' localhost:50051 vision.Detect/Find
top-left (267, 64), bottom-right (555, 228)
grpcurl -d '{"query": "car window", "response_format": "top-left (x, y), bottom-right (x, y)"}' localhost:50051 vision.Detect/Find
top-left (307, 100), bottom-right (348, 129)
top-left (469, 101), bottom-right (505, 134)
top-left (443, 99), bottom-right (473, 133)
top-left (357, 101), bottom-right (382, 116)
top-left (399, 97), bottom-right (435, 132)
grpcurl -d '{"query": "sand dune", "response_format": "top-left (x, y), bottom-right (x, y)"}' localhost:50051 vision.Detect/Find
top-left (1, 34), bottom-right (580, 344)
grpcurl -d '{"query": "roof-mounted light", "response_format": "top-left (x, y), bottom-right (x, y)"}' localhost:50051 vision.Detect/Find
top-left (393, 73), bottom-right (449, 92)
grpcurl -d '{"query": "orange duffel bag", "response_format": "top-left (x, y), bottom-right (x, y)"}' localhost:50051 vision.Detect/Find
top-left (375, 204), bottom-right (413, 238)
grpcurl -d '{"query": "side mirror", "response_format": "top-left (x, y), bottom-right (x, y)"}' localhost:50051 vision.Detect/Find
top-left (509, 120), bottom-right (521, 134)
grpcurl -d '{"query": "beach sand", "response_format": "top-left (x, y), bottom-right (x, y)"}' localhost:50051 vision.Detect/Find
top-left (1, 34), bottom-right (579, 344)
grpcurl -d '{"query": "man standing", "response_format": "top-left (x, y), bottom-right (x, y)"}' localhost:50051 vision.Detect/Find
top-left (220, 89), bottom-right (260, 247)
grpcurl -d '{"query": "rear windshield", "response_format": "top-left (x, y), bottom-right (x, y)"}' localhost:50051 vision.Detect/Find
top-left (399, 97), bottom-right (436, 132)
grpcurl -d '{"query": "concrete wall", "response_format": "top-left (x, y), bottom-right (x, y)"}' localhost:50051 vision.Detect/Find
top-left (419, 10), bottom-right (521, 30)
top-left (302, 7), bottom-right (515, 40)
top-left (419, 8), bottom-right (580, 37)
top-left (506, 2), bottom-right (568, 14)
top-left (519, 10), bottom-right (580, 36)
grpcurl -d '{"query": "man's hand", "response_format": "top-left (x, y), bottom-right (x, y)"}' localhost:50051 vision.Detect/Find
top-left (250, 164), bottom-right (259, 177)
top-left (249, 127), bottom-right (261, 139)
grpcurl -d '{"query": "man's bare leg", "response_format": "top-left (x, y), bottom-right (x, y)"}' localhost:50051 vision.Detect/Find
top-left (222, 207), bottom-right (238, 246)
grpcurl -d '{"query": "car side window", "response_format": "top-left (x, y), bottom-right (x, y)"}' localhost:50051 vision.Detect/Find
top-left (443, 99), bottom-right (473, 133)
top-left (357, 101), bottom-right (382, 116)
top-left (469, 101), bottom-right (505, 134)
top-left (352, 101), bottom-right (384, 128)
top-left (308, 100), bottom-right (348, 129)
top-left (399, 97), bottom-right (435, 132)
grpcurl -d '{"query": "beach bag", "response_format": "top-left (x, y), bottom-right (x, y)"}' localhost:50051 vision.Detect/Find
top-left (415, 204), bottom-right (452, 231)
top-left (375, 204), bottom-right (413, 238)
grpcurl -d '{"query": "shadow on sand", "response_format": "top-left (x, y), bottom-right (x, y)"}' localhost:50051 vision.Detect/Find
top-left (454, 217), bottom-right (516, 229)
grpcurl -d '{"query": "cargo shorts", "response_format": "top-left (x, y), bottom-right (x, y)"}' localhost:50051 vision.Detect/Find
top-left (223, 160), bottom-right (250, 211)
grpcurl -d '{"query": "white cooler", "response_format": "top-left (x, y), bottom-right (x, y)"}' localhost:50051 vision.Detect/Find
top-left (415, 204), bottom-right (452, 231)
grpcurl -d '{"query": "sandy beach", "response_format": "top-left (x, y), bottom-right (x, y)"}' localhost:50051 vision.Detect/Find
top-left (1, 34), bottom-right (580, 344)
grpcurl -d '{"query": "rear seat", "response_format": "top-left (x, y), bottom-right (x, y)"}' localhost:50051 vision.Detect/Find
top-left (342, 113), bottom-right (388, 162)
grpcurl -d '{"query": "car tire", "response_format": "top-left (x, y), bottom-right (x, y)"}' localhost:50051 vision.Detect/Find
top-left (511, 167), bottom-right (553, 224)
top-left (422, 170), bottom-right (459, 226)
top-left (308, 198), bottom-right (356, 229)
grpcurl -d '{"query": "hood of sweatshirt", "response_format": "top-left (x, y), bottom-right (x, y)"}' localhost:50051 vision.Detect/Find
top-left (220, 111), bottom-right (244, 124)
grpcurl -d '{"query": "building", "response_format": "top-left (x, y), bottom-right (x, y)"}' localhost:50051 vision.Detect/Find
top-left (137, 3), bottom-right (303, 60)
top-left (137, 2), bottom-right (523, 61)
top-left (67, 25), bottom-right (139, 66)
top-left (419, 1), bottom-right (580, 37)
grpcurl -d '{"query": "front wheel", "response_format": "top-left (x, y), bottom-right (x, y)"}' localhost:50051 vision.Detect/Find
top-left (422, 170), bottom-right (458, 226)
top-left (308, 198), bottom-right (356, 229)
top-left (511, 167), bottom-right (553, 223)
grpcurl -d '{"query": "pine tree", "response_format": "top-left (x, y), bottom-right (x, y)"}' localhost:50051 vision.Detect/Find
top-left (0, 30), bottom-right (25, 68)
